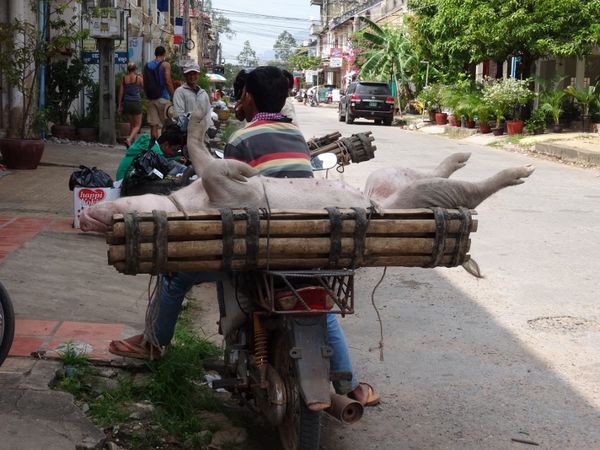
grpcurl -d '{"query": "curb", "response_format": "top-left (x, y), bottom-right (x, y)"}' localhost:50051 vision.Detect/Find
top-left (534, 142), bottom-right (600, 165)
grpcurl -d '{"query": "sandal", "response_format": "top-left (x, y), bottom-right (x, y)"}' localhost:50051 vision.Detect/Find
top-left (108, 334), bottom-right (162, 360)
top-left (349, 381), bottom-right (381, 407)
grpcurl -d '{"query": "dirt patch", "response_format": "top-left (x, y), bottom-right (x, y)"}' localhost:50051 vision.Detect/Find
top-left (527, 316), bottom-right (600, 333)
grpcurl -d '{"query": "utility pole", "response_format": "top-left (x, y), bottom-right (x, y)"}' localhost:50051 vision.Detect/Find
top-left (182, 0), bottom-right (190, 60)
top-left (98, 0), bottom-right (116, 145)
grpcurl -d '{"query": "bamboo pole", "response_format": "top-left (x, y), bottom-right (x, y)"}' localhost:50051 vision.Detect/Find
top-left (108, 237), bottom-right (469, 263)
top-left (113, 254), bottom-right (465, 273)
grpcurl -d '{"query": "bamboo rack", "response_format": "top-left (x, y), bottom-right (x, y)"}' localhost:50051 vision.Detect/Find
top-left (106, 207), bottom-right (477, 275)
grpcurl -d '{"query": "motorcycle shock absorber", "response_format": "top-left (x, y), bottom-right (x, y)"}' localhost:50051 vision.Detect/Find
top-left (253, 313), bottom-right (269, 388)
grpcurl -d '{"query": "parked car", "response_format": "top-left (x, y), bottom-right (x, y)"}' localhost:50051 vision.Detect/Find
top-left (338, 81), bottom-right (395, 125)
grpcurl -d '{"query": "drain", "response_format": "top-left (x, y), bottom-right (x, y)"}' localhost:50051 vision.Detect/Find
top-left (527, 316), bottom-right (600, 333)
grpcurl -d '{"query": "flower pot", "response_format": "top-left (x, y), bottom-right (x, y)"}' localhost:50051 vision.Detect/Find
top-left (582, 115), bottom-right (592, 133)
top-left (492, 127), bottom-right (504, 136)
top-left (428, 110), bottom-right (437, 123)
top-left (51, 124), bottom-right (77, 140)
top-left (506, 120), bottom-right (524, 136)
top-left (532, 128), bottom-right (545, 135)
top-left (552, 124), bottom-right (563, 133)
top-left (478, 123), bottom-right (491, 134)
top-left (118, 122), bottom-right (131, 138)
top-left (434, 113), bottom-right (448, 125)
top-left (0, 138), bottom-right (45, 170)
top-left (77, 127), bottom-right (98, 142)
top-left (465, 120), bottom-right (476, 129)
top-left (448, 114), bottom-right (460, 127)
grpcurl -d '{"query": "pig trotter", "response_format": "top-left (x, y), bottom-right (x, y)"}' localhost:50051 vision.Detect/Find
top-left (431, 152), bottom-right (471, 178)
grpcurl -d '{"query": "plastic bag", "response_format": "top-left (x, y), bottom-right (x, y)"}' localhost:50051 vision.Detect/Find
top-left (130, 150), bottom-right (170, 180)
top-left (69, 165), bottom-right (114, 191)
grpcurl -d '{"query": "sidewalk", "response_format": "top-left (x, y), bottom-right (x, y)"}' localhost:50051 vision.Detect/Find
top-left (0, 140), bottom-right (152, 449)
top-left (418, 122), bottom-right (600, 166)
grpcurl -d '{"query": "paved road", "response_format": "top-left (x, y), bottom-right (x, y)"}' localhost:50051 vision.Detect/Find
top-left (294, 103), bottom-right (600, 449)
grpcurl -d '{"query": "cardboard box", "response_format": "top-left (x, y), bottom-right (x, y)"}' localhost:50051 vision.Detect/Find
top-left (73, 187), bottom-right (121, 228)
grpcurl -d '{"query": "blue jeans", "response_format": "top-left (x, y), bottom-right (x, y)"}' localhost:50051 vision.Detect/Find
top-left (149, 271), bottom-right (359, 395)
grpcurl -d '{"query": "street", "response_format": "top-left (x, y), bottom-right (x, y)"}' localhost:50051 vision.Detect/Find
top-left (292, 103), bottom-right (600, 449)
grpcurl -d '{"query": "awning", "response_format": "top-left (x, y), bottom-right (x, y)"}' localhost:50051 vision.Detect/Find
top-left (207, 73), bottom-right (226, 83)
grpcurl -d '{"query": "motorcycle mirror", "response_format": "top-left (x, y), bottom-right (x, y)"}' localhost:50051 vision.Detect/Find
top-left (214, 149), bottom-right (224, 159)
top-left (310, 153), bottom-right (338, 171)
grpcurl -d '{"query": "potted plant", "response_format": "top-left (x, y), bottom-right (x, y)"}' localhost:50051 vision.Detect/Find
top-left (47, 56), bottom-right (92, 140)
top-left (440, 85), bottom-right (461, 127)
top-left (417, 84), bottom-right (444, 123)
top-left (525, 108), bottom-right (546, 135)
top-left (540, 89), bottom-right (566, 133)
top-left (0, 2), bottom-right (85, 169)
top-left (482, 77), bottom-right (533, 136)
top-left (565, 84), bottom-right (600, 132)
top-left (472, 96), bottom-right (493, 133)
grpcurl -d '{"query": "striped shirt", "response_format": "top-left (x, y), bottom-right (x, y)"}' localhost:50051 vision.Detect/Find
top-left (224, 119), bottom-right (313, 178)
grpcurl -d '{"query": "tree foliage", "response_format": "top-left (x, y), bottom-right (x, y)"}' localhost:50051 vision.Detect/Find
top-left (354, 17), bottom-right (417, 107)
top-left (237, 40), bottom-right (258, 68)
top-left (406, 0), bottom-right (600, 79)
top-left (289, 48), bottom-right (321, 70)
top-left (273, 31), bottom-right (297, 64)
top-left (203, 0), bottom-right (235, 39)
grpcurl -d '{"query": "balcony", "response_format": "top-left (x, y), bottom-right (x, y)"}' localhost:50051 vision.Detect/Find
top-left (310, 0), bottom-right (323, 5)
top-left (309, 23), bottom-right (323, 35)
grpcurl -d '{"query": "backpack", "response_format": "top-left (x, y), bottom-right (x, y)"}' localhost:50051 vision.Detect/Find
top-left (143, 60), bottom-right (164, 100)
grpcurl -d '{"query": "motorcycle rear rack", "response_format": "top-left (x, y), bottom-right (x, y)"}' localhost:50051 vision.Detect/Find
top-left (255, 269), bottom-right (354, 315)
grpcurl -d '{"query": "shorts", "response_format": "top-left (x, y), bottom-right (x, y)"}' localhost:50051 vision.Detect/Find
top-left (147, 98), bottom-right (172, 126)
top-left (122, 100), bottom-right (142, 115)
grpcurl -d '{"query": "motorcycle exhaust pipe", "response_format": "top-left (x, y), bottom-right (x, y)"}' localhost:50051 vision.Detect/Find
top-left (325, 393), bottom-right (364, 424)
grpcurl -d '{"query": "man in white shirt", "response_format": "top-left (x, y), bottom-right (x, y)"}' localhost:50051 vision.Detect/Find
top-left (172, 62), bottom-right (211, 118)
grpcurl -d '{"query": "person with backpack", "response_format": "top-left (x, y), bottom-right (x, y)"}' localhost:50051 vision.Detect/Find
top-left (143, 46), bottom-right (175, 140)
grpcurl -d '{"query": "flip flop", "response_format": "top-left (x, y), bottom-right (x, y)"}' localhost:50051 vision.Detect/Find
top-left (350, 381), bottom-right (381, 407)
top-left (108, 334), bottom-right (162, 360)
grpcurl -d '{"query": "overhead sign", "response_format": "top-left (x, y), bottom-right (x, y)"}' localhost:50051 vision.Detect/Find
top-left (82, 51), bottom-right (128, 65)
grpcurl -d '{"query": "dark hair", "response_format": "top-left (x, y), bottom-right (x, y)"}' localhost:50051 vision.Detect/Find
top-left (157, 124), bottom-right (184, 146)
top-left (155, 46), bottom-right (166, 57)
top-left (245, 66), bottom-right (288, 113)
top-left (233, 69), bottom-right (249, 101)
top-left (282, 70), bottom-right (294, 90)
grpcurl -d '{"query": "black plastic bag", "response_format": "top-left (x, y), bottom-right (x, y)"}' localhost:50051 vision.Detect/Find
top-left (120, 150), bottom-right (172, 197)
top-left (69, 165), bottom-right (114, 191)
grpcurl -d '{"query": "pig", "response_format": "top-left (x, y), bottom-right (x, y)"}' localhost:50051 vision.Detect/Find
top-left (365, 152), bottom-right (535, 209)
top-left (81, 156), bottom-right (534, 233)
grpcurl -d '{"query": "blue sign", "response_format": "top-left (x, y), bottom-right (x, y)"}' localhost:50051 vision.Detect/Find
top-left (82, 51), bottom-right (128, 65)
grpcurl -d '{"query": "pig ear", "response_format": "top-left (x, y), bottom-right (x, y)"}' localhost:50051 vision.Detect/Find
top-left (462, 258), bottom-right (484, 278)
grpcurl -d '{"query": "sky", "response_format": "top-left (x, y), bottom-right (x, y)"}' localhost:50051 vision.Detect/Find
top-left (211, 0), bottom-right (320, 64)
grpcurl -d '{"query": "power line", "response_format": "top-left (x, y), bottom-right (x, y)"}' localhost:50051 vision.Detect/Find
top-left (212, 7), bottom-right (315, 23)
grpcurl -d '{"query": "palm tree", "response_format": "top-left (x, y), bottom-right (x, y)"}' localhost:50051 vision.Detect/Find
top-left (357, 17), bottom-right (417, 113)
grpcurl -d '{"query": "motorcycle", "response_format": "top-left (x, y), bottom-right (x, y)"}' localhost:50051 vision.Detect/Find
top-left (204, 154), bottom-right (365, 450)
top-left (0, 282), bottom-right (15, 367)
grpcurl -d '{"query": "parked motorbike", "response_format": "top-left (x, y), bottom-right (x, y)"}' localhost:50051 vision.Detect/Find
top-left (0, 282), bottom-right (15, 367)
top-left (204, 154), bottom-right (364, 450)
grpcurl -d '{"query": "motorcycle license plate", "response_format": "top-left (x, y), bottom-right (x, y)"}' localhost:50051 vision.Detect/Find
top-left (369, 101), bottom-right (378, 107)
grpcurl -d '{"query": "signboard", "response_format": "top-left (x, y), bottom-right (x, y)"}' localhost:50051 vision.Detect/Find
top-left (82, 51), bottom-right (128, 65)
top-left (330, 48), bottom-right (343, 57)
top-left (329, 57), bottom-right (343, 68)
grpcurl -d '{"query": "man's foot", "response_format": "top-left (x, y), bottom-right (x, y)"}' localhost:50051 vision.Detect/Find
top-left (348, 381), bottom-right (380, 407)
top-left (108, 334), bottom-right (162, 360)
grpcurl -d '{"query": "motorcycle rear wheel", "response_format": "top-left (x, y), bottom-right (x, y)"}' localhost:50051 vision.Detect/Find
top-left (0, 282), bottom-right (15, 367)
top-left (273, 333), bottom-right (321, 450)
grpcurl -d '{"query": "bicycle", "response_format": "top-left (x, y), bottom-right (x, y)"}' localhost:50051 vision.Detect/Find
top-left (0, 282), bottom-right (15, 366)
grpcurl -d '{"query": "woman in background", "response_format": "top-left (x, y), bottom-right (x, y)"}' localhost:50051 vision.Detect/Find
top-left (117, 62), bottom-right (144, 147)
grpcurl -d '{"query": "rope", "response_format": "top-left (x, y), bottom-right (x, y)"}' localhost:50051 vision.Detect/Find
top-left (325, 207), bottom-right (343, 268)
top-left (368, 266), bottom-right (387, 362)
top-left (260, 180), bottom-right (273, 271)
top-left (428, 207), bottom-right (447, 267)
top-left (245, 208), bottom-right (260, 270)
top-left (350, 207), bottom-right (369, 267)
top-left (124, 212), bottom-right (140, 275)
top-left (452, 207), bottom-right (472, 266)
top-left (167, 194), bottom-right (189, 219)
top-left (152, 210), bottom-right (168, 274)
top-left (220, 208), bottom-right (234, 271)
